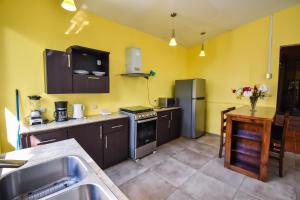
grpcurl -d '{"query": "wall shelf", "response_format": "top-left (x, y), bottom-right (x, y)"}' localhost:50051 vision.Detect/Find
top-left (121, 73), bottom-right (150, 79)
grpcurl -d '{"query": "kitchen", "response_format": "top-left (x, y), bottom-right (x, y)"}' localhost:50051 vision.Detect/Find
top-left (1, 0), bottom-right (300, 200)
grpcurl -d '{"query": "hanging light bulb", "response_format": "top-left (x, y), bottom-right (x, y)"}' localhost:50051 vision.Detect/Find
top-left (61, 0), bottom-right (77, 12)
top-left (199, 32), bottom-right (206, 57)
top-left (169, 29), bottom-right (177, 46)
top-left (199, 44), bottom-right (205, 57)
top-left (169, 12), bottom-right (177, 47)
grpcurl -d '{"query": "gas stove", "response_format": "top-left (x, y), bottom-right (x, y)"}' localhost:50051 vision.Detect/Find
top-left (120, 106), bottom-right (157, 120)
top-left (120, 106), bottom-right (157, 160)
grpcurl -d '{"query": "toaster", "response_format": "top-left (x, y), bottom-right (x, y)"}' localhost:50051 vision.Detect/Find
top-left (158, 98), bottom-right (177, 108)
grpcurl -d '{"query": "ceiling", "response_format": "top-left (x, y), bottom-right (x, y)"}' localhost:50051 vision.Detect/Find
top-left (77, 0), bottom-right (300, 47)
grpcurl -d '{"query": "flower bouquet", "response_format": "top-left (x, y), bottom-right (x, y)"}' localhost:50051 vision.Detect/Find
top-left (232, 84), bottom-right (270, 112)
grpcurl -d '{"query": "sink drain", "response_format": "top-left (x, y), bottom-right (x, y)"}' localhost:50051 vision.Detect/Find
top-left (13, 177), bottom-right (79, 200)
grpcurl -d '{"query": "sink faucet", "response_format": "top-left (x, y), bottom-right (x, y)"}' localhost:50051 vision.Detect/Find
top-left (0, 159), bottom-right (27, 168)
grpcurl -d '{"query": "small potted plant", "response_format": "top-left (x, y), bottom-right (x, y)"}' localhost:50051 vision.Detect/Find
top-left (232, 84), bottom-right (270, 112)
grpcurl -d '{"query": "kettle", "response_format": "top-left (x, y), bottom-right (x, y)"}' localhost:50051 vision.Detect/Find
top-left (73, 104), bottom-right (84, 119)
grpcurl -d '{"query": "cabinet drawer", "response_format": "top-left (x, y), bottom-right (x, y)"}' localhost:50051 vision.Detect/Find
top-left (73, 74), bottom-right (109, 93)
top-left (103, 118), bottom-right (128, 134)
top-left (157, 111), bottom-right (171, 119)
top-left (28, 129), bottom-right (68, 147)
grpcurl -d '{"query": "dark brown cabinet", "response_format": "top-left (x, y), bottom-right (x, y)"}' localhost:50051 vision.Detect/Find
top-left (102, 118), bottom-right (129, 168)
top-left (44, 49), bottom-right (72, 94)
top-left (21, 128), bottom-right (68, 148)
top-left (157, 108), bottom-right (181, 146)
top-left (68, 123), bottom-right (104, 167)
top-left (20, 117), bottom-right (129, 169)
top-left (44, 46), bottom-right (110, 94)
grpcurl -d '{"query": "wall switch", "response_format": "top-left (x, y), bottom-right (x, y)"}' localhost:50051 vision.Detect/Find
top-left (92, 104), bottom-right (98, 110)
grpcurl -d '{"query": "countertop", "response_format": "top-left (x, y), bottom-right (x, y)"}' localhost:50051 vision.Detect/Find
top-left (0, 139), bottom-right (129, 200)
top-left (226, 106), bottom-right (276, 120)
top-left (21, 113), bottom-right (128, 134)
top-left (154, 107), bottom-right (181, 112)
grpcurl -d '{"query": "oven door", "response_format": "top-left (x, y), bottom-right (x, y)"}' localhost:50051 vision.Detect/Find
top-left (136, 117), bottom-right (157, 148)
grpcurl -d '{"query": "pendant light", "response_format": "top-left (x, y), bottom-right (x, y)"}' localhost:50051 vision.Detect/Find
top-left (61, 0), bottom-right (77, 12)
top-left (169, 12), bottom-right (177, 47)
top-left (199, 32), bottom-right (206, 57)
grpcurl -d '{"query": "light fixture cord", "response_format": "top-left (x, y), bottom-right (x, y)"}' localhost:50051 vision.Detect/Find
top-left (147, 79), bottom-right (156, 107)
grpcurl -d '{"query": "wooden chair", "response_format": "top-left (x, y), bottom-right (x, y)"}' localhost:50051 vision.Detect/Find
top-left (269, 114), bottom-right (289, 177)
top-left (219, 107), bottom-right (236, 158)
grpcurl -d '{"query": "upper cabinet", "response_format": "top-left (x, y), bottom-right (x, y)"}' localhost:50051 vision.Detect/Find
top-left (44, 46), bottom-right (110, 94)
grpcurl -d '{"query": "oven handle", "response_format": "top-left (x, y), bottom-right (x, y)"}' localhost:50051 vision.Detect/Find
top-left (137, 117), bottom-right (157, 123)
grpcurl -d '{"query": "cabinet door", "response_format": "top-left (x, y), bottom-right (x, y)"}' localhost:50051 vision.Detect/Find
top-left (73, 75), bottom-right (109, 93)
top-left (28, 128), bottom-right (68, 147)
top-left (68, 123), bottom-right (103, 167)
top-left (170, 109), bottom-right (181, 140)
top-left (157, 111), bottom-right (171, 146)
top-left (44, 49), bottom-right (72, 94)
top-left (103, 119), bottom-right (129, 168)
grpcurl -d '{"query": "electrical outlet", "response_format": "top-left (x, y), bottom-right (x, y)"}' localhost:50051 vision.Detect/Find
top-left (92, 104), bottom-right (98, 110)
top-left (39, 107), bottom-right (46, 113)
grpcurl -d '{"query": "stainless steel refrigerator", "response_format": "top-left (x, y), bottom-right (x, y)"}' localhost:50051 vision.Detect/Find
top-left (175, 79), bottom-right (205, 138)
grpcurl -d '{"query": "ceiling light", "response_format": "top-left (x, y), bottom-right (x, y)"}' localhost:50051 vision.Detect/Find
top-left (61, 0), bottom-right (77, 12)
top-left (169, 29), bottom-right (177, 46)
top-left (169, 12), bottom-right (177, 47)
top-left (199, 32), bottom-right (206, 57)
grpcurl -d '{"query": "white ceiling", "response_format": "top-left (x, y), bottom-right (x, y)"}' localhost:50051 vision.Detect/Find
top-left (77, 0), bottom-right (300, 47)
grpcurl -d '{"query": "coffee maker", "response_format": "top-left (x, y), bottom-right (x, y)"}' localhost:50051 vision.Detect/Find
top-left (54, 101), bottom-right (68, 122)
top-left (28, 95), bottom-right (43, 125)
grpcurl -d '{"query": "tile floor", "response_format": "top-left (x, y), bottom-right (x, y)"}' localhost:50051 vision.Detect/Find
top-left (105, 134), bottom-right (300, 200)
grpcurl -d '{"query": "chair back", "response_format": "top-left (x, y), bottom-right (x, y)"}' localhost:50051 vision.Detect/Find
top-left (221, 107), bottom-right (236, 133)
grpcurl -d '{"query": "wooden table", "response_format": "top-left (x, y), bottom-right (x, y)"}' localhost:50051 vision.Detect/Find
top-left (224, 106), bottom-right (276, 181)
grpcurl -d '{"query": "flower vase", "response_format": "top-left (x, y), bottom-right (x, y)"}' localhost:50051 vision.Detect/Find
top-left (249, 96), bottom-right (258, 112)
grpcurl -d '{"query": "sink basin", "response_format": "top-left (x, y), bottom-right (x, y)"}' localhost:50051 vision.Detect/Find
top-left (49, 184), bottom-right (115, 200)
top-left (0, 156), bottom-right (88, 200)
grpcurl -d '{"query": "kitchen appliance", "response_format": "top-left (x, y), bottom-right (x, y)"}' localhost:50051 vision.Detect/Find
top-left (73, 104), bottom-right (84, 119)
top-left (54, 101), bottom-right (68, 122)
top-left (158, 98), bottom-right (177, 108)
top-left (175, 79), bottom-right (206, 138)
top-left (120, 106), bottom-right (157, 160)
top-left (126, 47), bottom-right (142, 74)
top-left (28, 95), bottom-right (43, 126)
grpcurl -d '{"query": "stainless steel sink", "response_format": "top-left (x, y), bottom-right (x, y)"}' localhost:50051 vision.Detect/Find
top-left (49, 184), bottom-right (115, 200)
top-left (0, 156), bottom-right (88, 200)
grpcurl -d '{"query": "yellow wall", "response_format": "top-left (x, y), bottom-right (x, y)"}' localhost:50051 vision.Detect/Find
top-left (187, 4), bottom-right (300, 134)
top-left (0, 0), bottom-right (187, 152)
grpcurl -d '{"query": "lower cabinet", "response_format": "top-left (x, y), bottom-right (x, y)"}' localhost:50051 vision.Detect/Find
top-left (103, 118), bottom-right (129, 168)
top-left (157, 108), bottom-right (181, 146)
top-left (21, 117), bottom-right (129, 169)
top-left (68, 123), bottom-right (104, 168)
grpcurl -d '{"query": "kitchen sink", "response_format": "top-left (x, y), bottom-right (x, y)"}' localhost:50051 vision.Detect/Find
top-left (49, 184), bottom-right (115, 200)
top-left (0, 155), bottom-right (88, 200)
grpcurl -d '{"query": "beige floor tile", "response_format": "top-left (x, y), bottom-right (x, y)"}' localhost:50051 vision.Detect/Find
top-left (120, 170), bottom-right (176, 200)
top-left (239, 177), bottom-right (296, 200)
top-left (171, 148), bottom-right (211, 170)
top-left (200, 158), bottom-right (245, 188)
top-left (166, 189), bottom-right (196, 200)
top-left (197, 133), bottom-right (220, 148)
top-left (179, 171), bottom-right (237, 200)
top-left (157, 142), bottom-right (185, 156)
top-left (151, 157), bottom-right (196, 187)
top-left (138, 151), bottom-right (169, 169)
top-left (187, 142), bottom-right (218, 158)
top-left (104, 159), bottom-right (147, 186)
top-left (233, 191), bottom-right (260, 200)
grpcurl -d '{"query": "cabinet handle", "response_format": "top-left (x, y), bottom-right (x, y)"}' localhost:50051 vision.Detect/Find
top-left (105, 136), bottom-right (108, 149)
top-left (100, 125), bottom-right (103, 140)
top-left (88, 77), bottom-right (99, 80)
top-left (111, 125), bottom-right (123, 129)
top-left (168, 120), bottom-right (171, 129)
top-left (171, 112), bottom-right (173, 120)
top-left (67, 54), bottom-right (71, 68)
top-left (37, 139), bottom-right (56, 145)
top-left (161, 115), bottom-right (168, 118)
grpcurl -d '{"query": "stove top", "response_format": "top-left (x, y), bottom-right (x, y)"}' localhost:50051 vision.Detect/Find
top-left (120, 106), bottom-right (153, 114)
